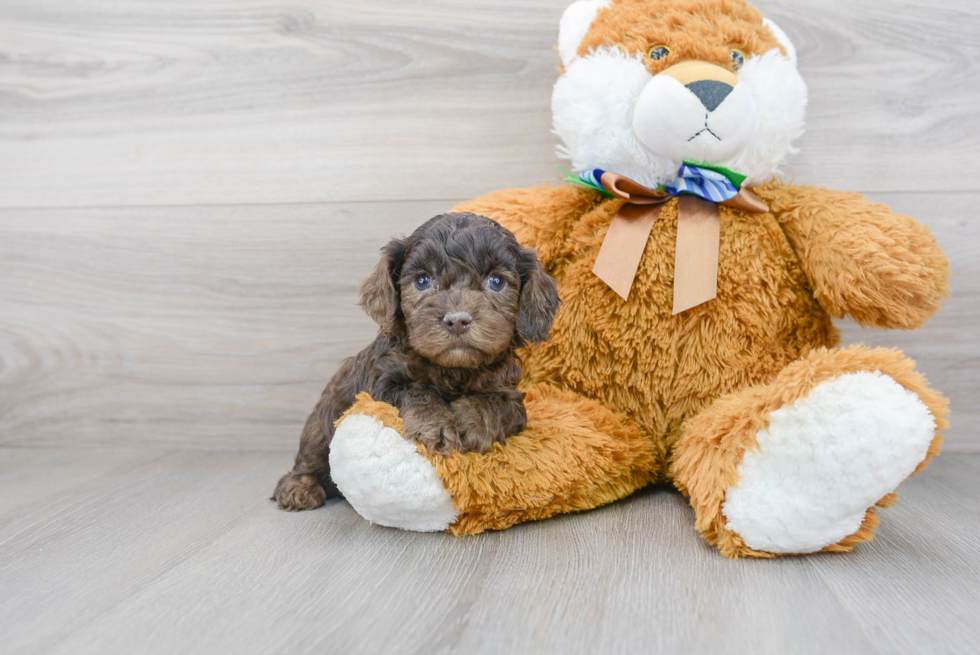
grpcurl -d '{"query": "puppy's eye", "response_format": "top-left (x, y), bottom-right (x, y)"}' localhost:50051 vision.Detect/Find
top-left (414, 275), bottom-right (432, 291)
top-left (486, 275), bottom-right (505, 292)
top-left (729, 49), bottom-right (745, 70)
top-left (648, 45), bottom-right (670, 61)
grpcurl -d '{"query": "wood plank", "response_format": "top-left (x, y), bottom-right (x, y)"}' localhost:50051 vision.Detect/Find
top-left (1, 447), bottom-right (975, 654)
top-left (1, 191), bottom-right (977, 450)
top-left (0, 447), bottom-right (167, 540)
top-left (0, 0), bottom-right (977, 208)
top-left (45, 492), bottom-right (881, 655)
top-left (446, 490), bottom-right (879, 655)
top-left (0, 200), bottom-right (451, 449)
top-left (0, 448), bottom-right (294, 655)
top-left (767, 0), bottom-right (980, 194)
top-left (810, 455), bottom-right (980, 654)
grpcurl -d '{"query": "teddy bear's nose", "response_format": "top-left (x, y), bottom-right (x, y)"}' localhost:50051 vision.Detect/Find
top-left (685, 80), bottom-right (734, 112)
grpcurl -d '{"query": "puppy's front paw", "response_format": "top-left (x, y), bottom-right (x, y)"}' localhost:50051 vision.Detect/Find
top-left (403, 412), bottom-right (462, 455)
top-left (450, 397), bottom-right (505, 454)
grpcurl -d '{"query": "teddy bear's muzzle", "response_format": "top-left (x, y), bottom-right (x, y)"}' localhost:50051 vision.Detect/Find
top-left (632, 59), bottom-right (757, 165)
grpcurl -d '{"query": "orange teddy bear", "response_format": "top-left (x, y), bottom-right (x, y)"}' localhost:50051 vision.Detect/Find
top-left (324, 0), bottom-right (950, 558)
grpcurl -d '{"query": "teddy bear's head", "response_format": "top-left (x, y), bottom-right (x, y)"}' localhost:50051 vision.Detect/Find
top-left (553, 0), bottom-right (806, 188)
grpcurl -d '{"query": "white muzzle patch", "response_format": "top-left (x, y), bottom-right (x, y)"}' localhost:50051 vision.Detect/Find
top-left (632, 74), bottom-right (760, 165)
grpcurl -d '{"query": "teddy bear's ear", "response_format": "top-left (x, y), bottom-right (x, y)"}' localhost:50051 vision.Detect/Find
top-left (762, 18), bottom-right (798, 67)
top-left (558, 0), bottom-right (611, 68)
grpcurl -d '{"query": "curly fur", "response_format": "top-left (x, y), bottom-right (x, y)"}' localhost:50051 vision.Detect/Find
top-left (274, 213), bottom-right (559, 511)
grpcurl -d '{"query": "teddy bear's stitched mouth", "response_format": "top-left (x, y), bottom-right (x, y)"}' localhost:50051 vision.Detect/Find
top-left (688, 127), bottom-right (722, 142)
top-left (686, 113), bottom-right (722, 142)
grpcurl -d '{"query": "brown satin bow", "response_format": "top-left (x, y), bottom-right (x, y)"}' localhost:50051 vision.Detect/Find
top-left (591, 172), bottom-right (768, 314)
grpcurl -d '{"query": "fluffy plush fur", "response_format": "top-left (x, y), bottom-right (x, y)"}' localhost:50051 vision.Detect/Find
top-left (329, 409), bottom-right (459, 531)
top-left (553, 0), bottom-right (805, 187)
top-left (317, 0), bottom-right (951, 558)
top-left (723, 370), bottom-right (936, 554)
top-left (274, 212), bottom-right (559, 511)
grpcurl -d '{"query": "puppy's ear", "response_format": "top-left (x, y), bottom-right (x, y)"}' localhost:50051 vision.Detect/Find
top-left (359, 238), bottom-right (407, 335)
top-left (516, 246), bottom-right (560, 343)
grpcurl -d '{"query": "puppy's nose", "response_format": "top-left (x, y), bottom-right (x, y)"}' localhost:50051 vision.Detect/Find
top-left (685, 80), bottom-right (733, 112)
top-left (442, 311), bottom-right (473, 335)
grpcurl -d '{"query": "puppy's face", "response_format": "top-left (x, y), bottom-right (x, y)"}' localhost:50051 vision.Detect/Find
top-left (359, 213), bottom-right (560, 368)
top-left (399, 226), bottom-right (521, 368)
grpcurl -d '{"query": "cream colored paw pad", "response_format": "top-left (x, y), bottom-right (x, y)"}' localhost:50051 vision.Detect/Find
top-left (330, 414), bottom-right (458, 532)
top-left (723, 371), bottom-right (935, 554)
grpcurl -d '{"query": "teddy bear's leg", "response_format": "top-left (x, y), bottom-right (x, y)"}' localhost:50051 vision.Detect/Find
top-left (329, 384), bottom-right (662, 534)
top-left (670, 344), bottom-right (948, 558)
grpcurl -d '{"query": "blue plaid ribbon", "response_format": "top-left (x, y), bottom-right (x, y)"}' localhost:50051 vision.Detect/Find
top-left (577, 168), bottom-right (607, 190)
top-left (578, 164), bottom-right (739, 203)
top-left (662, 164), bottom-right (739, 202)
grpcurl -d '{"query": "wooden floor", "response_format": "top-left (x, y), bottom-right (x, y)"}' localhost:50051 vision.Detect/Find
top-left (1, 447), bottom-right (978, 655)
top-left (2, 0), bottom-right (980, 653)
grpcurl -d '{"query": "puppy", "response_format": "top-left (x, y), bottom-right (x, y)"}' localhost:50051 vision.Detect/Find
top-left (274, 212), bottom-right (560, 511)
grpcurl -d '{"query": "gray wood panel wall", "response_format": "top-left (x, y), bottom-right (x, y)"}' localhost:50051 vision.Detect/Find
top-left (2, 0), bottom-right (978, 451)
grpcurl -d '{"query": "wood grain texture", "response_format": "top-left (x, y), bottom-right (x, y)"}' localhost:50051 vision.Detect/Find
top-left (810, 454), bottom-right (980, 654)
top-left (1, 447), bottom-right (977, 655)
top-left (0, 447), bottom-right (165, 540)
top-left (0, 449), bottom-right (292, 654)
top-left (0, 201), bottom-right (446, 448)
top-left (1, 192), bottom-right (977, 451)
top-left (0, 0), bottom-right (977, 208)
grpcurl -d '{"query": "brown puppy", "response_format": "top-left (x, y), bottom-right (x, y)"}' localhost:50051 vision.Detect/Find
top-left (274, 212), bottom-right (560, 511)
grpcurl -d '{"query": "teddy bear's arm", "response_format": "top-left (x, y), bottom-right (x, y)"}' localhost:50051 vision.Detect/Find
top-left (452, 184), bottom-right (599, 267)
top-left (758, 183), bottom-right (950, 329)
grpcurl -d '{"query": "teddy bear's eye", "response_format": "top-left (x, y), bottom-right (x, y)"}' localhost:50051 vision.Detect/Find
top-left (648, 45), bottom-right (671, 61)
top-left (730, 49), bottom-right (745, 70)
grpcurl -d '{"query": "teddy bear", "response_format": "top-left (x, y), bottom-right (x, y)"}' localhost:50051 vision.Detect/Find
top-left (323, 0), bottom-right (950, 558)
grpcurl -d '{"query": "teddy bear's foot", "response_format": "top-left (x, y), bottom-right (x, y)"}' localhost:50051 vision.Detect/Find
top-left (672, 345), bottom-right (948, 558)
top-left (723, 370), bottom-right (934, 553)
top-left (329, 403), bottom-right (458, 532)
